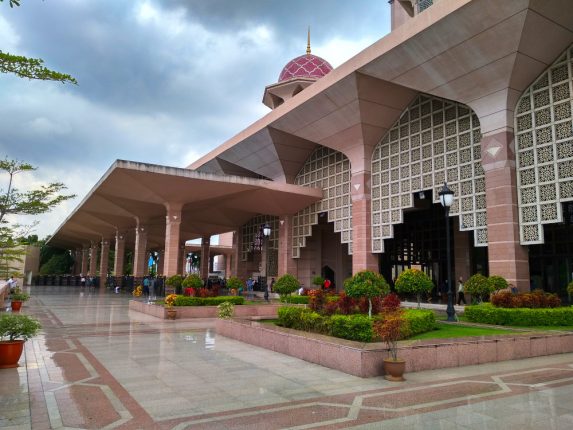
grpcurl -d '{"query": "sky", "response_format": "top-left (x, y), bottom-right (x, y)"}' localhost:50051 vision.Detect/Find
top-left (0, 0), bottom-right (390, 240)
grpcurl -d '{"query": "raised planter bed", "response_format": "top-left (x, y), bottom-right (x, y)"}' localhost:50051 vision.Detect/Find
top-left (215, 318), bottom-right (573, 378)
top-left (129, 300), bottom-right (285, 319)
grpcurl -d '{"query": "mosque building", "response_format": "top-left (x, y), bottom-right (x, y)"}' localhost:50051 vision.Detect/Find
top-left (50, 0), bottom-right (573, 294)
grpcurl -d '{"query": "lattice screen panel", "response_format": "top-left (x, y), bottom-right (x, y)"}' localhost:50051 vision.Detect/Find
top-left (240, 215), bottom-right (278, 261)
top-left (515, 46), bottom-right (573, 245)
top-left (292, 146), bottom-right (352, 258)
top-left (371, 94), bottom-right (487, 253)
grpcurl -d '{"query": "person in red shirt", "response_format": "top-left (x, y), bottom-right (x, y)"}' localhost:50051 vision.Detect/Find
top-left (323, 278), bottom-right (331, 289)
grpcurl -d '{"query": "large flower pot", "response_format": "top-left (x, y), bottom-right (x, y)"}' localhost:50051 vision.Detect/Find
top-left (11, 301), bottom-right (22, 311)
top-left (166, 308), bottom-right (177, 320)
top-left (0, 340), bottom-right (25, 368)
top-left (383, 358), bottom-right (406, 381)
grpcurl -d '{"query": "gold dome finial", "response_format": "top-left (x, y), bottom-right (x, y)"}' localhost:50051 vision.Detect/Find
top-left (306, 26), bottom-right (311, 55)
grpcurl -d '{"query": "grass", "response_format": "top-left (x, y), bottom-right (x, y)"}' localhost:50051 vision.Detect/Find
top-left (408, 322), bottom-right (515, 340)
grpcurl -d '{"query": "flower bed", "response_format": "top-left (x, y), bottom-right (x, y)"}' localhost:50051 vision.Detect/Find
top-left (465, 303), bottom-right (573, 326)
top-left (173, 296), bottom-right (244, 306)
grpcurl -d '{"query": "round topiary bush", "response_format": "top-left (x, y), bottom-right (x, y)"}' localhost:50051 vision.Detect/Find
top-left (273, 274), bottom-right (300, 298)
top-left (312, 276), bottom-right (325, 287)
top-left (182, 274), bottom-right (203, 290)
top-left (464, 274), bottom-right (493, 303)
top-left (344, 270), bottom-right (390, 317)
top-left (226, 276), bottom-right (244, 292)
top-left (488, 275), bottom-right (509, 292)
top-left (165, 275), bottom-right (184, 294)
top-left (394, 268), bottom-right (433, 308)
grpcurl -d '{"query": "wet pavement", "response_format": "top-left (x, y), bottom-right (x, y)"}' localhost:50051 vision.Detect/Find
top-left (1, 285), bottom-right (573, 429)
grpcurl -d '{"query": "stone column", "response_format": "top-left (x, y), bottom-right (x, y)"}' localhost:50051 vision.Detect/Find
top-left (163, 205), bottom-right (182, 276)
top-left (89, 242), bottom-right (99, 276)
top-left (200, 236), bottom-right (210, 280)
top-left (144, 253), bottom-right (150, 276)
top-left (157, 250), bottom-right (165, 276)
top-left (81, 247), bottom-right (89, 275)
top-left (74, 248), bottom-right (82, 275)
top-left (133, 225), bottom-right (148, 277)
top-left (278, 215), bottom-right (297, 277)
top-left (481, 131), bottom-right (529, 291)
top-left (177, 246), bottom-right (186, 275)
top-left (114, 231), bottom-right (126, 276)
top-left (100, 239), bottom-right (110, 277)
top-left (351, 172), bottom-right (378, 274)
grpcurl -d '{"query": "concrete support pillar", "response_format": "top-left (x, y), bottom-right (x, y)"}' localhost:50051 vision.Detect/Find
top-left (453, 218), bottom-right (471, 283)
top-left (200, 236), bottom-right (210, 280)
top-left (225, 253), bottom-right (232, 278)
top-left (481, 131), bottom-right (530, 291)
top-left (74, 248), bottom-right (82, 275)
top-left (100, 239), bottom-right (110, 277)
top-left (144, 253), bottom-right (150, 276)
top-left (89, 242), bottom-right (99, 276)
top-left (157, 250), bottom-right (165, 276)
top-left (177, 246), bottom-right (186, 275)
top-left (81, 247), bottom-right (89, 275)
top-left (278, 215), bottom-right (298, 277)
top-left (133, 225), bottom-right (148, 277)
top-left (163, 205), bottom-right (182, 276)
top-left (114, 232), bottom-right (126, 276)
top-left (351, 172), bottom-right (378, 274)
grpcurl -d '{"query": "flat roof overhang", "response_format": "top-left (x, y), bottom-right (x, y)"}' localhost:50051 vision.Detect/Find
top-left (48, 160), bottom-right (322, 249)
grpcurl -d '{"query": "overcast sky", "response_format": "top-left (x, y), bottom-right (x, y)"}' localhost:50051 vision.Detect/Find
top-left (0, 0), bottom-right (390, 239)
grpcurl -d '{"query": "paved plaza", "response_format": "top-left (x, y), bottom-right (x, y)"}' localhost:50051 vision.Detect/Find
top-left (1, 286), bottom-right (573, 429)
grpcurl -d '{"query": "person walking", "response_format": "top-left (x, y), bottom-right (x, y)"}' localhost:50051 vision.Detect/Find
top-left (457, 276), bottom-right (467, 305)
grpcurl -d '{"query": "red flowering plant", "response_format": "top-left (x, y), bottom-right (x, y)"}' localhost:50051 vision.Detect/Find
top-left (308, 289), bottom-right (326, 313)
top-left (344, 271), bottom-right (390, 318)
top-left (374, 310), bottom-right (405, 361)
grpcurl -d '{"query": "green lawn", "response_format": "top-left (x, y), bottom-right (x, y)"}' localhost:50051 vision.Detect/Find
top-left (408, 322), bottom-right (515, 340)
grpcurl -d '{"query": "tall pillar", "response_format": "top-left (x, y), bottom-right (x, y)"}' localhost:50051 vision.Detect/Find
top-left (163, 205), bottom-right (182, 276)
top-left (133, 225), bottom-right (148, 277)
top-left (200, 236), bottom-right (210, 279)
top-left (89, 241), bottom-right (99, 276)
top-left (225, 253), bottom-right (232, 278)
top-left (74, 248), bottom-right (82, 275)
top-left (100, 239), bottom-right (110, 277)
top-left (81, 247), bottom-right (89, 275)
top-left (157, 250), bottom-right (165, 276)
top-left (114, 231), bottom-right (126, 276)
top-left (177, 246), bottom-right (186, 275)
top-left (278, 215), bottom-right (297, 277)
top-left (351, 172), bottom-right (378, 274)
top-left (481, 131), bottom-right (529, 291)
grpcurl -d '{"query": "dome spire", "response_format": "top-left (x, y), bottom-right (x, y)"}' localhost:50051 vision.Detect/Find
top-left (306, 26), bottom-right (311, 55)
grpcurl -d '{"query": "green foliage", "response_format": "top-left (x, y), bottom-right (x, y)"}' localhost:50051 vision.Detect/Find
top-left (173, 296), bottom-right (244, 306)
top-left (0, 313), bottom-right (41, 341)
top-left (330, 314), bottom-right (374, 342)
top-left (226, 276), bottom-right (243, 291)
top-left (374, 311), bottom-right (404, 360)
top-left (0, 51), bottom-right (77, 84)
top-left (39, 252), bottom-right (74, 274)
top-left (11, 289), bottom-right (29, 301)
top-left (312, 276), bottom-right (324, 287)
top-left (402, 309), bottom-right (436, 337)
top-left (281, 295), bottom-right (309, 304)
top-left (394, 268), bottom-right (433, 307)
top-left (488, 275), bottom-right (509, 292)
top-left (165, 275), bottom-right (183, 294)
top-left (567, 281), bottom-right (573, 296)
top-left (1, 1), bottom-right (21, 8)
top-left (217, 301), bottom-right (235, 319)
top-left (277, 307), bottom-right (330, 333)
top-left (344, 271), bottom-right (389, 317)
top-left (273, 274), bottom-right (300, 298)
top-left (182, 274), bottom-right (203, 289)
top-left (465, 303), bottom-right (573, 326)
top-left (464, 274), bottom-right (493, 302)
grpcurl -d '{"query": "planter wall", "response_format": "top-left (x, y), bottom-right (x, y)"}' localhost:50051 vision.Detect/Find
top-left (129, 300), bottom-right (286, 319)
top-left (215, 319), bottom-right (573, 378)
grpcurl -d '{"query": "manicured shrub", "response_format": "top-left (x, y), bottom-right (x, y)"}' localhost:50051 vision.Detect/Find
top-left (277, 307), bottom-right (328, 333)
top-left (336, 292), bottom-right (356, 315)
top-left (273, 274), bottom-right (300, 298)
top-left (182, 274), bottom-right (203, 290)
top-left (358, 296), bottom-right (383, 315)
top-left (402, 309), bottom-right (436, 337)
top-left (491, 290), bottom-right (561, 308)
top-left (464, 274), bottom-right (493, 302)
top-left (281, 295), bottom-right (309, 304)
top-left (226, 276), bottom-right (244, 291)
top-left (488, 275), bottom-right (509, 292)
top-left (490, 291), bottom-right (514, 308)
top-left (567, 281), bottom-right (573, 296)
top-left (330, 314), bottom-right (374, 342)
top-left (394, 268), bottom-right (433, 308)
top-left (465, 303), bottom-right (573, 326)
top-left (165, 275), bottom-right (184, 294)
top-left (344, 271), bottom-right (390, 317)
top-left (173, 296), bottom-right (244, 306)
top-left (381, 293), bottom-right (401, 313)
top-left (312, 276), bottom-right (325, 288)
top-left (308, 289), bottom-right (326, 312)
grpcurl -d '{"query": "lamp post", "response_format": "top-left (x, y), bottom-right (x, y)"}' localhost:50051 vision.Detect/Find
top-left (438, 182), bottom-right (456, 322)
top-left (262, 223), bottom-right (271, 296)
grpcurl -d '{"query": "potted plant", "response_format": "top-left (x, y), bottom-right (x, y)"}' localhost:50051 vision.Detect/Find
top-left (164, 293), bottom-right (178, 320)
top-left (182, 274), bottom-right (203, 296)
top-left (374, 297), bottom-right (406, 381)
top-left (226, 276), bottom-right (243, 296)
top-left (10, 289), bottom-right (30, 311)
top-left (0, 313), bottom-right (42, 368)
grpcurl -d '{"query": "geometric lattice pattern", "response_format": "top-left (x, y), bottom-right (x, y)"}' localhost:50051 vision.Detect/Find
top-left (515, 45), bottom-right (573, 244)
top-left (371, 94), bottom-right (488, 253)
top-left (240, 215), bottom-right (278, 261)
top-left (293, 146), bottom-right (352, 258)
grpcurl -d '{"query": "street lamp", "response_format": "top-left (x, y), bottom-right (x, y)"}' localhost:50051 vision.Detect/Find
top-left (438, 182), bottom-right (456, 322)
top-left (262, 223), bottom-right (271, 298)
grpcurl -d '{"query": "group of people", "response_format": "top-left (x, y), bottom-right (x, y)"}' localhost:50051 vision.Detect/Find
top-left (244, 277), bottom-right (275, 302)
top-left (79, 274), bottom-right (96, 289)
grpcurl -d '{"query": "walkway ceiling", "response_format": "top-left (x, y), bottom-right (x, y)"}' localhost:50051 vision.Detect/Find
top-left (49, 160), bottom-right (322, 249)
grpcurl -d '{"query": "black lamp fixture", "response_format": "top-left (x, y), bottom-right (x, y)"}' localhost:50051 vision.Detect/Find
top-left (438, 182), bottom-right (456, 322)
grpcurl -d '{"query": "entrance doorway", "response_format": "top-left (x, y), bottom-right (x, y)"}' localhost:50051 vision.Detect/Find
top-left (322, 265), bottom-right (335, 289)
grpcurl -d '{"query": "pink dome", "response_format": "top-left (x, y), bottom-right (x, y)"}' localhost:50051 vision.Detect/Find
top-left (278, 54), bottom-right (333, 82)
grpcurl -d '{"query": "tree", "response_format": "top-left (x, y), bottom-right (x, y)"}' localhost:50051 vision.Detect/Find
top-left (344, 271), bottom-right (390, 318)
top-left (394, 268), bottom-right (434, 308)
top-left (464, 274), bottom-right (493, 303)
top-left (0, 158), bottom-right (74, 277)
top-left (273, 274), bottom-right (300, 299)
